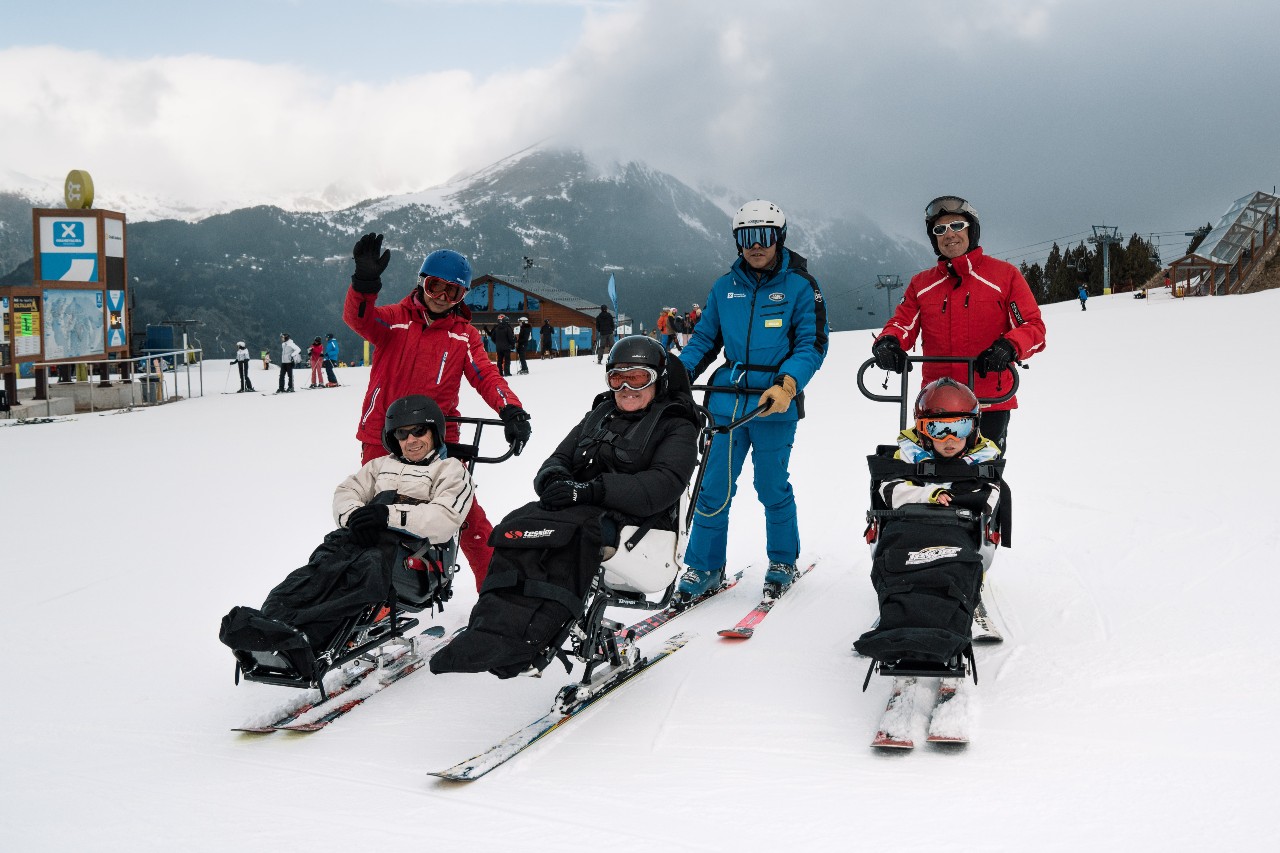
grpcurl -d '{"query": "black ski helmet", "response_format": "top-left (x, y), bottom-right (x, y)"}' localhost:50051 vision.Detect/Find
top-left (925, 195), bottom-right (980, 257)
top-left (382, 394), bottom-right (447, 459)
top-left (913, 377), bottom-right (981, 452)
top-left (606, 335), bottom-right (668, 396)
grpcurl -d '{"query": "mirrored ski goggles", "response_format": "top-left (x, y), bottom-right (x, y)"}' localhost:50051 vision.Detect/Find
top-left (421, 275), bottom-right (467, 304)
top-left (925, 195), bottom-right (977, 220)
top-left (393, 424), bottom-right (432, 441)
top-left (930, 220), bottom-right (971, 236)
top-left (606, 366), bottom-right (658, 391)
top-left (734, 226), bottom-right (780, 250)
top-left (918, 416), bottom-right (976, 441)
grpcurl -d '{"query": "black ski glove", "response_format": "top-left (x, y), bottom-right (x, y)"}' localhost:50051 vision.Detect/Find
top-left (872, 336), bottom-right (907, 373)
top-left (975, 338), bottom-right (1016, 378)
top-left (229, 360), bottom-right (237, 365)
top-left (498, 404), bottom-right (532, 455)
top-left (347, 503), bottom-right (389, 546)
top-left (540, 478), bottom-right (603, 510)
top-left (533, 463), bottom-right (572, 498)
top-left (351, 233), bottom-right (391, 294)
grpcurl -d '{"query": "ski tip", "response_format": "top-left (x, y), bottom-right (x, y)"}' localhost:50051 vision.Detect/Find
top-left (717, 628), bottom-right (753, 639)
top-left (422, 625), bottom-right (447, 638)
top-left (231, 727), bottom-right (278, 734)
top-left (926, 735), bottom-right (969, 746)
top-left (428, 771), bottom-right (477, 783)
top-left (871, 737), bottom-right (915, 750)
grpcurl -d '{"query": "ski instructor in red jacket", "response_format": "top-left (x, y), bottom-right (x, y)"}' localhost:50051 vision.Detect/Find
top-left (344, 233), bottom-right (532, 590)
top-left (871, 196), bottom-right (1046, 451)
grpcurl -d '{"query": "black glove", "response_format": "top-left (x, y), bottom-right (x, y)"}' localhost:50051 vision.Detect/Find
top-left (872, 336), bottom-right (907, 373)
top-left (539, 478), bottom-right (603, 510)
top-left (229, 360), bottom-right (237, 365)
top-left (347, 503), bottom-right (389, 546)
top-left (533, 464), bottom-right (571, 498)
top-left (498, 405), bottom-right (532, 454)
top-left (351, 233), bottom-right (391, 294)
top-left (975, 338), bottom-right (1016, 378)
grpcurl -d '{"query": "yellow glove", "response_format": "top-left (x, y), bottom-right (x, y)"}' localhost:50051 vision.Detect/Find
top-left (758, 375), bottom-right (797, 417)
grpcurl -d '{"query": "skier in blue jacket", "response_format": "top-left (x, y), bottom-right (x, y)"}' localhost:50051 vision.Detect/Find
top-left (322, 333), bottom-right (340, 386)
top-left (676, 200), bottom-right (829, 599)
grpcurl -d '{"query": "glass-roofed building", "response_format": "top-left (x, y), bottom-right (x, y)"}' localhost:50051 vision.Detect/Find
top-left (1168, 191), bottom-right (1279, 296)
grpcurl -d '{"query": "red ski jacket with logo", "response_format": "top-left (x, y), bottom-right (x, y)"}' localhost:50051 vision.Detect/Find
top-left (876, 248), bottom-right (1046, 411)
top-left (344, 286), bottom-right (522, 445)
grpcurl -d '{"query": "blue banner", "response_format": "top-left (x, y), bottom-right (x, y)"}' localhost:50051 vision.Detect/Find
top-left (608, 273), bottom-right (618, 318)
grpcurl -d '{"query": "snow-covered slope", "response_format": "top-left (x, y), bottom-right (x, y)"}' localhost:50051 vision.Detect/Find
top-left (2, 287), bottom-right (1274, 851)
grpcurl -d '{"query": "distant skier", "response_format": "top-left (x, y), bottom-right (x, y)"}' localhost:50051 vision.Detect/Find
top-left (1078, 284), bottom-right (1088, 311)
top-left (308, 337), bottom-right (325, 388)
top-left (595, 304), bottom-right (616, 364)
top-left (540, 319), bottom-right (556, 358)
top-left (491, 315), bottom-right (516, 377)
top-left (515, 317), bottom-right (532, 374)
top-left (323, 333), bottom-right (340, 386)
top-left (276, 333), bottom-right (300, 393)
top-left (232, 341), bottom-right (255, 392)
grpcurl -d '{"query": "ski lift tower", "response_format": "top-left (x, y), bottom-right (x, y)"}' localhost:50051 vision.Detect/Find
top-left (875, 274), bottom-right (903, 313)
top-left (1088, 225), bottom-right (1122, 294)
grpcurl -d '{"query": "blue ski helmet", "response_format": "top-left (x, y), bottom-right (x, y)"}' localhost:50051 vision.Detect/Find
top-left (418, 249), bottom-right (473, 288)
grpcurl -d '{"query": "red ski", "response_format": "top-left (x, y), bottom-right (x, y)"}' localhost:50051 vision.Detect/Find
top-left (717, 561), bottom-right (816, 639)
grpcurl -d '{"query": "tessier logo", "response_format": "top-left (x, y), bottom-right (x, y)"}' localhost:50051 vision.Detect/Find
top-left (504, 528), bottom-right (555, 539)
top-left (904, 545), bottom-right (962, 566)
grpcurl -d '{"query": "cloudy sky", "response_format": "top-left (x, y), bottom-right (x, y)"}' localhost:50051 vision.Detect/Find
top-left (2, 0), bottom-right (1276, 265)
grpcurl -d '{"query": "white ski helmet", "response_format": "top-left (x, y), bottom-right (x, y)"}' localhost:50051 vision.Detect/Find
top-left (732, 199), bottom-right (787, 247)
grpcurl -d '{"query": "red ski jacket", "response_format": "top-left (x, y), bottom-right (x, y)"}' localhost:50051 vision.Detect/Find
top-left (877, 248), bottom-right (1046, 411)
top-left (344, 285), bottom-right (522, 445)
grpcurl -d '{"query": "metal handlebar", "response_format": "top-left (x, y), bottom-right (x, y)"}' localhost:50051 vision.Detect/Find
top-left (856, 356), bottom-right (1020, 430)
top-left (444, 415), bottom-right (518, 469)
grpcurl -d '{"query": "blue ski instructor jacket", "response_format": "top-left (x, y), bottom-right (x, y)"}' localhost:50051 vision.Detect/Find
top-left (678, 248), bottom-right (829, 422)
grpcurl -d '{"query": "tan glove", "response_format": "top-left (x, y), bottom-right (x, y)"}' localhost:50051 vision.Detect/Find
top-left (758, 375), bottom-right (797, 417)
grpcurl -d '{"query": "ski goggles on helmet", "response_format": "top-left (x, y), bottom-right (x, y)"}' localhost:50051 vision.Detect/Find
top-left (421, 275), bottom-right (467, 304)
top-left (925, 196), bottom-right (978, 221)
top-left (930, 220), bottom-right (971, 236)
top-left (393, 424), bottom-right (432, 441)
top-left (734, 226), bottom-right (780, 250)
top-left (606, 366), bottom-right (658, 391)
top-left (918, 416), bottom-right (976, 441)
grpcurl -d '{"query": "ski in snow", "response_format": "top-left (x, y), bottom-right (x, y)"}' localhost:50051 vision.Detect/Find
top-left (429, 632), bottom-right (695, 782)
top-left (870, 676), bottom-right (917, 749)
top-left (925, 678), bottom-right (970, 744)
top-left (972, 597), bottom-right (1005, 643)
top-left (717, 561), bottom-right (816, 639)
top-left (233, 626), bottom-right (452, 733)
top-left (621, 569), bottom-right (744, 641)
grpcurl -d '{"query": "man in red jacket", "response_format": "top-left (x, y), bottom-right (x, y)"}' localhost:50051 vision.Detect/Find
top-left (344, 233), bottom-right (532, 590)
top-left (871, 196), bottom-right (1046, 450)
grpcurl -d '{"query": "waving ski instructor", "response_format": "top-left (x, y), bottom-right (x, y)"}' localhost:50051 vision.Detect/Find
top-left (343, 233), bottom-right (532, 590)
top-left (871, 196), bottom-right (1046, 451)
top-left (676, 200), bottom-right (829, 601)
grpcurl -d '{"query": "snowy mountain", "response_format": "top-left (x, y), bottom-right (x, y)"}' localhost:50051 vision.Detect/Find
top-left (2, 287), bottom-right (1274, 851)
top-left (0, 146), bottom-right (933, 358)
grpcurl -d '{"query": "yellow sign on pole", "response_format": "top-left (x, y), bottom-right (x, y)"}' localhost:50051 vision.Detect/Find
top-left (64, 170), bottom-right (95, 210)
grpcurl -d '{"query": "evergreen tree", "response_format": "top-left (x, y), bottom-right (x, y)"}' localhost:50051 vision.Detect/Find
top-left (1187, 223), bottom-right (1212, 255)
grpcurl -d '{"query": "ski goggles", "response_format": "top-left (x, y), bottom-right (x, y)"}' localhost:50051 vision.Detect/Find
top-left (918, 416), bottom-right (976, 441)
top-left (393, 424), bottom-right (432, 441)
top-left (606, 366), bottom-right (658, 391)
top-left (734, 226), bottom-right (780, 250)
top-left (930, 220), bottom-right (971, 236)
top-left (925, 195), bottom-right (978, 220)
top-left (421, 275), bottom-right (468, 304)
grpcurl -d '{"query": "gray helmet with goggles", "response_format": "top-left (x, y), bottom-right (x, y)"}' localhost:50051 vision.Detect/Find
top-left (924, 195), bottom-right (980, 257)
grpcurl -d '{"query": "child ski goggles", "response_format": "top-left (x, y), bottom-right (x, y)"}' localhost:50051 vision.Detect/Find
top-left (421, 275), bottom-right (467, 304)
top-left (393, 424), bottom-right (432, 441)
top-left (918, 416), bottom-right (976, 441)
top-left (734, 226), bottom-right (780, 250)
top-left (606, 366), bottom-right (658, 391)
top-left (930, 221), bottom-right (971, 236)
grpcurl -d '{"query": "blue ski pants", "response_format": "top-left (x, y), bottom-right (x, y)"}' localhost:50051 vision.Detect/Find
top-left (684, 414), bottom-right (799, 571)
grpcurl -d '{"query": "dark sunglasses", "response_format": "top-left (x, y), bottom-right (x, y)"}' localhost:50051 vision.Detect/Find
top-left (930, 221), bottom-right (971, 236)
top-left (393, 424), bottom-right (432, 441)
top-left (421, 275), bottom-right (467, 304)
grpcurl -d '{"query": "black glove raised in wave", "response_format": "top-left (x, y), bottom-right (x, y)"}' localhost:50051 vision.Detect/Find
top-left (347, 503), bottom-right (389, 546)
top-left (872, 336), bottom-right (907, 373)
top-left (975, 338), bottom-right (1016, 378)
top-left (351, 233), bottom-right (391, 294)
top-left (539, 478), bottom-right (603, 510)
top-left (498, 404), bottom-right (532, 454)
